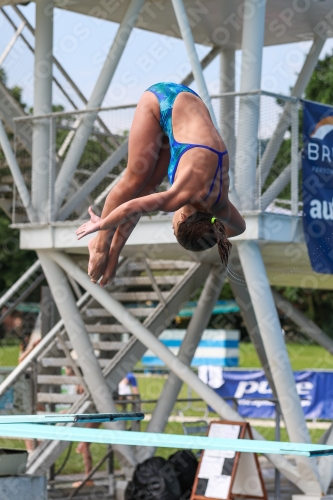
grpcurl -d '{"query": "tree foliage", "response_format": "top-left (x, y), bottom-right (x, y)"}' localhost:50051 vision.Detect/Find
top-left (0, 214), bottom-right (35, 294)
top-left (305, 52), bottom-right (333, 104)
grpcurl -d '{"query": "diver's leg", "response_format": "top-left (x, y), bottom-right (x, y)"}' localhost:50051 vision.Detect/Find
top-left (88, 92), bottom-right (165, 283)
top-left (100, 139), bottom-right (170, 286)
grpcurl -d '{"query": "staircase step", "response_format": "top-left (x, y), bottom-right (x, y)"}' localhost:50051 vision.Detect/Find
top-left (37, 393), bottom-right (82, 404)
top-left (127, 260), bottom-right (192, 271)
top-left (84, 307), bottom-right (155, 318)
top-left (41, 358), bottom-right (112, 368)
top-left (111, 276), bottom-right (180, 286)
top-left (38, 375), bottom-right (82, 385)
top-left (85, 324), bottom-right (128, 333)
top-left (1, 174), bottom-right (30, 183)
top-left (0, 158), bottom-right (31, 169)
top-left (111, 291), bottom-right (168, 302)
top-left (56, 341), bottom-right (124, 351)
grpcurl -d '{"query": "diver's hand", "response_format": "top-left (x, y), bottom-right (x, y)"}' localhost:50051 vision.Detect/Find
top-left (76, 207), bottom-right (101, 240)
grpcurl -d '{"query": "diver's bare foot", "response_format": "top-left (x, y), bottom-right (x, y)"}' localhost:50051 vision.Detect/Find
top-left (100, 248), bottom-right (120, 287)
top-left (87, 237), bottom-right (108, 283)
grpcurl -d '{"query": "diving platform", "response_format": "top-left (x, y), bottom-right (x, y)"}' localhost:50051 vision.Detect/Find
top-left (15, 212), bottom-right (333, 289)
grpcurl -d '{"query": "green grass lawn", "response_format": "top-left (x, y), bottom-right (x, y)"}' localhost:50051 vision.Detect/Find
top-left (0, 344), bottom-right (20, 367)
top-left (240, 342), bottom-right (333, 370)
top-left (1, 342), bottom-right (331, 370)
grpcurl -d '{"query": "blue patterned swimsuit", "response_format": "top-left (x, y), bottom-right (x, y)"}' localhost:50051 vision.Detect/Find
top-left (146, 82), bottom-right (228, 204)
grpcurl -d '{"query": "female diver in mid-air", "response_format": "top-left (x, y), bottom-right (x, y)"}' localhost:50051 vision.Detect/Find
top-left (76, 82), bottom-right (246, 286)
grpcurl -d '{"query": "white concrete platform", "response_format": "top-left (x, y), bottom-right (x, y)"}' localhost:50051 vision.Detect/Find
top-left (15, 212), bottom-right (333, 290)
top-left (1, 0), bottom-right (332, 48)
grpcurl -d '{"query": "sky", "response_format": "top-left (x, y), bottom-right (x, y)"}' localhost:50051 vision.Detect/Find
top-left (0, 3), bottom-right (332, 112)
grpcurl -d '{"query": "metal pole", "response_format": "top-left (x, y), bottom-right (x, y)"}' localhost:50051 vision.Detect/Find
top-left (32, 0), bottom-right (53, 222)
top-left (256, 153), bottom-right (302, 211)
top-left (275, 403), bottom-right (281, 500)
top-left (0, 20), bottom-right (26, 66)
top-left (108, 447), bottom-right (115, 497)
top-left (228, 271), bottom-right (278, 399)
top-left (0, 119), bottom-right (37, 222)
top-left (272, 289), bottom-right (333, 355)
top-left (50, 249), bottom-right (311, 491)
top-left (234, 0), bottom-right (266, 210)
top-left (181, 46), bottom-right (221, 87)
top-left (12, 5), bottom-right (115, 139)
top-left (137, 265), bottom-right (226, 462)
top-left (0, 260), bottom-right (41, 308)
top-left (237, 241), bottom-right (321, 491)
top-left (0, 293), bottom-right (90, 398)
top-left (256, 35), bottom-right (326, 189)
top-left (291, 102), bottom-right (299, 215)
top-left (37, 250), bottom-right (137, 472)
top-left (57, 139), bottom-right (128, 221)
top-left (220, 48), bottom-right (236, 188)
top-left (54, 0), bottom-right (144, 213)
top-left (171, 0), bottom-right (218, 129)
top-left (317, 426), bottom-right (333, 494)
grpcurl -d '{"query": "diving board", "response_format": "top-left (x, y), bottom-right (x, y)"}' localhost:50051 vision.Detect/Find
top-left (0, 412), bottom-right (144, 424)
top-left (0, 423), bottom-right (332, 457)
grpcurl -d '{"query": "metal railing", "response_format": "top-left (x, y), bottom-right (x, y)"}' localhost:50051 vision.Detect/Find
top-left (211, 90), bottom-right (301, 216)
top-left (8, 90), bottom-right (303, 224)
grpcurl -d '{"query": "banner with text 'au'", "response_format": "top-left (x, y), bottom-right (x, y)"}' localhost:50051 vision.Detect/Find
top-left (303, 100), bottom-right (333, 274)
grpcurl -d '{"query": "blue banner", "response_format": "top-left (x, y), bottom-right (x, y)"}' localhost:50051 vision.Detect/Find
top-left (213, 370), bottom-right (333, 419)
top-left (302, 100), bottom-right (333, 274)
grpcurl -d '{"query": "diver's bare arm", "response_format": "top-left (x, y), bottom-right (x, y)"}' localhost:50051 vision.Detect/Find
top-left (77, 189), bottom-right (187, 239)
top-left (213, 201), bottom-right (246, 237)
top-left (100, 190), bottom-right (186, 230)
top-left (93, 176), bottom-right (143, 250)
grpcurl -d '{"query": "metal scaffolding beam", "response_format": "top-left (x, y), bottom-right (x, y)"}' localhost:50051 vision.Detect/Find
top-left (220, 47), bottom-right (236, 192)
top-left (0, 19), bottom-right (26, 66)
top-left (234, 0), bottom-right (266, 210)
top-left (49, 249), bottom-right (313, 491)
top-left (38, 250), bottom-right (137, 473)
top-left (31, 0), bottom-right (53, 222)
top-left (257, 153), bottom-right (301, 211)
top-left (54, 0), bottom-right (144, 214)
top-left (0, 119), bottom-right (37, 222)
top-left (237, 240), bottom-right (321, 493)
top-left (228, 262), bottom-right (278, 399)
top-left (272, 289), bottom-right (333, 355)
top-left (58, 139), bottom-right (128, 220)
top-left (171, 0), bottom-right (218, 129)
top-left (137, 265), bottom-right (226, 462)
top-left (181, 46), bottom-right (221, 87)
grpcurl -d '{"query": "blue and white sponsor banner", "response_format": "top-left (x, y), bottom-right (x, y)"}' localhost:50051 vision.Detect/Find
top-left (142, 329), bottom-right (240, 367)
top-left (213, 370), bottom-right (333, 419)
top-left (302, 100), bottom-right (333, 274)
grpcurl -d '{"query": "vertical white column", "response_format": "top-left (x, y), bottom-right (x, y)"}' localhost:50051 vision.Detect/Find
top-left (291, 101), bottom-right (299, 215)
top-left (32, 0), bottom-right (53, 222)
top-left (237, 241), bottom-right (321, 491)
top-left (220, 49), bottom-right (236, 183)
top-left (229, 277), bottom-right (278, 398)
top-left (234, 0), bottom-right (266, 210)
